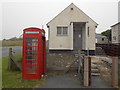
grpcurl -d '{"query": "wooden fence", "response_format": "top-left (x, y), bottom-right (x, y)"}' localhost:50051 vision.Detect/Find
top-left (96, 43), bottom-right (120, 56)
top-left (8, 48), bottom-right (22, 71)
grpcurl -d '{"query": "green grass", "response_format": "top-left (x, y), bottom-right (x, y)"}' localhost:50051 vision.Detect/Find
top-left (1, 54), bottom-right (45, 88)
top-left (13, 53), bottom-right (22, 62)
top-left (1, 40), bottom-right (22, 47)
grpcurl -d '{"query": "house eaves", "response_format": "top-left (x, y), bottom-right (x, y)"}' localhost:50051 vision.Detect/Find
top-left (111, 22), bottom-right (120, 27)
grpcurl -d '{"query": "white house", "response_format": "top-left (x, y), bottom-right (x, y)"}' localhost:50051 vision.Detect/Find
top-left (46, 3), bottom-right (98, 55)
top-left (95, 33), bottom-right (109, 43)
top-left (111, 22), bottom-right (120, 43)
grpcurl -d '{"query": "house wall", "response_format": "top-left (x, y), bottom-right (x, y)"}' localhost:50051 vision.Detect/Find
top-left (119, 24), bottom-right (120, 43)
top-left (85, 20), bottom-right (96, 50)
top-left (112, 23), bottom-right (120, 43)
top-left (49, 25), bottom-right (72, 50)
top-left (96, 37), bottom-right (108, 43)
top-left (48, 4), bottom-right (97, 51)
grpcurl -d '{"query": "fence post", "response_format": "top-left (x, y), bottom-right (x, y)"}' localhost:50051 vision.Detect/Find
top-left (8, 48), bottom-right (13, 70)
top-left (112, 56), bottom-right (118, 87)
top-left (83, 56), bottom-right (91, 87)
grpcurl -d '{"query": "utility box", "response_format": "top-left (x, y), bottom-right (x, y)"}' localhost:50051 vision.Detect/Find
top-left (22, 27), bottom-right (46, 79)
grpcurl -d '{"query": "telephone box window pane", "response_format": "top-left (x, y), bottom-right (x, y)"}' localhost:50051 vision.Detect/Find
top-left (27, 47), bottom-right (37, 50)
top-left (26, 61), bottom-right (32, 64)
top-left (26, 61), bottom-right (37, 64)
top-left (26, 65), bottom-right (37, 74)
top-left (27, 42), bottom-right (38, 46)
top-left (31, 65), bottom-right (37, 69)
top-left (27, 51), bottom-right (37, 55)
top-left (26, 66), bottom-right (37, 70)
top-left (26, 38), bottom-right (38, 41)
top-left (27, 56), bottom-right (37, 59)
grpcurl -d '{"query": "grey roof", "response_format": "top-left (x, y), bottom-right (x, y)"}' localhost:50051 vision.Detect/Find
top-left (95, 33), bottom-right (107, 38)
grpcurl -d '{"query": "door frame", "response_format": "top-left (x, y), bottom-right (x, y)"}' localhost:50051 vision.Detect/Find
top-left (73, 22), bottom-right (86, 50)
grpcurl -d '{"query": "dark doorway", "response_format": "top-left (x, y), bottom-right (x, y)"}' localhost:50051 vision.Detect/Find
top-left (73, 22), bottom-right (85, 50)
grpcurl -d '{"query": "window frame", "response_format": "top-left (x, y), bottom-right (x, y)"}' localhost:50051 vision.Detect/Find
top-left (88, 27), bottom-right (89, 37)
top-left (57, 27), bottom-right (62, 35)
top-left (113, 36), bottom-right (116, 40)
top-left (56, 26), bottom-right (68, 36)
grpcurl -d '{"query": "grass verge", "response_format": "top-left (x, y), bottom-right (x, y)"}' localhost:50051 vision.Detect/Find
top-left (1, 54), bottom-right (45, 88)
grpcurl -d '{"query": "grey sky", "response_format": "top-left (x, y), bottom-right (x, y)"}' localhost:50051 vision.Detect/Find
top-left (1, 0), bottom-right (119, 40)
top-left (118, 1), bottom-right (120, 22)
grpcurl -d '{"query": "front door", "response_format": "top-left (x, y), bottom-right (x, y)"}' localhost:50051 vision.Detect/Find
top-left (73, 23), bottom-right (83, 50)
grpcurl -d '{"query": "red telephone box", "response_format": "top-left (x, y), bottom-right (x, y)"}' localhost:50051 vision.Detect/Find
top-left (22, 27), bottom-right (46, 79)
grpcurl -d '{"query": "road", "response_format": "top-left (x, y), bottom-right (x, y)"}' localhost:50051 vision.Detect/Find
top-left (1, 46), bottom-right (22, 57)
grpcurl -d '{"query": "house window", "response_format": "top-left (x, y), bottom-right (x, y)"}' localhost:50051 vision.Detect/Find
top-left (57, 27), bottom-right (68, 35)
top-left (102, 38), bottom-right (104, 41)
top-left (57, 27), bottom-right (62, 35)
top-left (63, 27), bottom-right (68, 35)
top-left (88, 27), bottom-right (89, 37)
top-left (113, 36), bottom-right (116, 40)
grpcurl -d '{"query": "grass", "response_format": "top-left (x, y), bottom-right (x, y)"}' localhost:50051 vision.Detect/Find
top-left (13, 53), bottom-right (22, 62)
top-left (1, 54), bottom-right (45, 88)
top-left (1, 40), bottom-right (22, 47)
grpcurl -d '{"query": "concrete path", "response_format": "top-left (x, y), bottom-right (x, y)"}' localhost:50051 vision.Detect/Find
top-left (35, 75), bottom-right (112, 88)
top-left (36, 75), bottom-right (82, 88)
top-left (90, 76), bottom-right (111, 88)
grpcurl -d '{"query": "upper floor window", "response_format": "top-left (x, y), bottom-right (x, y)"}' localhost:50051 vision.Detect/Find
top-left (57, 27), bottom-right (68, 35)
